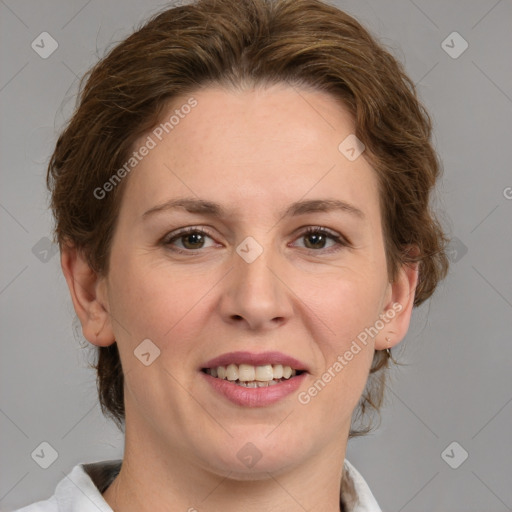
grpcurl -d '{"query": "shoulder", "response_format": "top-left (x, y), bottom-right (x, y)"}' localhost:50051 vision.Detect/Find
top-left (12, 460), bottom-right (121, 512)
top-left (13, 496), bottom-right (58, 512)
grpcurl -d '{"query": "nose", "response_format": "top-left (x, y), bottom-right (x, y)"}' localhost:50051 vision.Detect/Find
top-left (219, 245), bottom-right (293, 331)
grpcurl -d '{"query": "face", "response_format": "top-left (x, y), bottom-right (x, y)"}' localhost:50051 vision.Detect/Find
top-left (86, 84), bottom-right (414, 478)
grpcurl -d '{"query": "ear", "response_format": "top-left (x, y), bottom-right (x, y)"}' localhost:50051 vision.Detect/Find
top-left (374, 254), bottom-right (419, 351)
top-left (60, 242), bottom-right (115, 347)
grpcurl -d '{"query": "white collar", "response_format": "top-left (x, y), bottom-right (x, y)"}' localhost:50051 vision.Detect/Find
top-left (342, 459), bottom-right (382, 511)
top-left (44, 458), bottom-right (381, 512)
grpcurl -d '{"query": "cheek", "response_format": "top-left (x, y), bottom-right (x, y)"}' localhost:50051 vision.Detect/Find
top-left (298, 271), bottom-right (385, 407)
top-left (301, 282), bottom-right (379, 415)
top-left (301, 265), bottom-right (387, 343)
top-left (107, 253), bottom-right (216, 354)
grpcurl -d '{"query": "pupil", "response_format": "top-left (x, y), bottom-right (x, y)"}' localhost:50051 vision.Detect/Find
top-left (184, 233), bottom-right (203, 249)
top-left (306, 233), bottom-right (324, 249)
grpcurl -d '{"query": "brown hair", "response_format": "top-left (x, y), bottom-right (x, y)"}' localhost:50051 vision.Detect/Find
top-left (48, 0), bottom-right (449, 435)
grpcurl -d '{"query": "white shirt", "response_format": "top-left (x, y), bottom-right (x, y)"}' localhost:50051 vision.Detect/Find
top-left (14, 458), bottom-right (382, 512)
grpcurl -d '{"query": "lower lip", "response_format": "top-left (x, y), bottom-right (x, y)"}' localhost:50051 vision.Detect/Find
top-left (201, 371), bottom-right (307, 407)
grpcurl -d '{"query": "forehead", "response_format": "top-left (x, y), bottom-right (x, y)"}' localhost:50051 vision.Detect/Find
top-left (166, 84), bottom-right (354, 167)
top-left (120, 84), bottom-right (380, 223)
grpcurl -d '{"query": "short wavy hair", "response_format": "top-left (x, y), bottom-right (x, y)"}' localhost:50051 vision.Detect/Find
top-left (48, 0), bottom-right (449, 435)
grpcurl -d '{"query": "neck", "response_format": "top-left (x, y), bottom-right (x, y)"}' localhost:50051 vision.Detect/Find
top-left (103, 424), bottom-right (349, 512)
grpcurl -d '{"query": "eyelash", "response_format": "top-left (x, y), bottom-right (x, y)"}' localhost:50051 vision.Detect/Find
top-left (162, 226), bottom-right (349, 255)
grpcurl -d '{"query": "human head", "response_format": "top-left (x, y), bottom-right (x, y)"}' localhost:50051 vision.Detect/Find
top-left (48, 0), bottom-right (449, 436)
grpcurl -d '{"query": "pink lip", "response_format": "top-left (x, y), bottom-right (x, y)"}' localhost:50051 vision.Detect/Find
top-left (201, 351), bottom-right (308, 371)
top-left (201, 371), bottom-right (307, 407)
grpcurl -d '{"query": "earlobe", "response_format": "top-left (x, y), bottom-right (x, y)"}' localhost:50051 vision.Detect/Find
top-left (60, 242), bottom-right (115, 347)
top-left (375, 257), bottom-right (419, 351)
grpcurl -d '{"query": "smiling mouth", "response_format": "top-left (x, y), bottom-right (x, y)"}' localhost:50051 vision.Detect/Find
top-left (202, 363), bottom-right (305, 388)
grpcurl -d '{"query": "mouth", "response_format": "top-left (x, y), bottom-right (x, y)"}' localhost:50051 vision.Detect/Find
top-left (200, 352), bottom-right (308, 407)
top-left (201, 364), bottom-right (305, 388)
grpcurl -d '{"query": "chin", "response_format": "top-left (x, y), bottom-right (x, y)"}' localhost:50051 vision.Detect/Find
top-left (195, 432), bottom-right (306, 479)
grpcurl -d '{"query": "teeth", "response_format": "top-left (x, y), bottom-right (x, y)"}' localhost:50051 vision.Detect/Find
top-left (237, 379), bottom-right (282, 387)
top-left (238, 364), bottom-right (255, 382)
top-left (225, 364), bottom-right (238, 381)
top-left (272, 364), bottom-right (283, 379)
top-left (205, 363), bottom-right (300, 382)
top-left (255, 364), bottom-right (273, 381)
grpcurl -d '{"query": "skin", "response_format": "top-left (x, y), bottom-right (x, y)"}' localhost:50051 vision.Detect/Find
top-left (62, 84), bottom-right (418, 512)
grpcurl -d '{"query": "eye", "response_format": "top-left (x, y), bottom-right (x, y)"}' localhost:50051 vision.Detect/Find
top-left (292, 226), bottom-right (348, 253)
top-left (162, 227), bottom-right (217, 253)
top-left (162, 225), bottom-right (349, 255)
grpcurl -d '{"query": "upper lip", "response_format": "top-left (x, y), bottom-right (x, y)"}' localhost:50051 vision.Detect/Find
top-left (202, 351), bottom-right (309, 372)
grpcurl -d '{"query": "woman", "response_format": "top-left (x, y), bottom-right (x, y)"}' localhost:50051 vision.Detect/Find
top-left (17, 0), bottom-right (449, 510)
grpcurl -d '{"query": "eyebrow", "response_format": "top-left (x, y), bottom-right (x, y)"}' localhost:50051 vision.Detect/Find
top-left (142, 197), bottom-right (365, 220)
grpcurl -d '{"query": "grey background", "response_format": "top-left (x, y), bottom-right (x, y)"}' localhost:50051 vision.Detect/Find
top-left (1, 0), bottom-right (511, 510)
